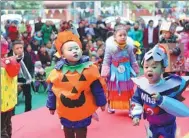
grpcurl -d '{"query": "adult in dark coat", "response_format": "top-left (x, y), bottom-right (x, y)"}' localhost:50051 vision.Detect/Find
top-left (143, 20), bottom-right (159, 51)
top-left (8, 40), bottom-right (34, 112)
top-left (34, 17), bottom-right (44, 33)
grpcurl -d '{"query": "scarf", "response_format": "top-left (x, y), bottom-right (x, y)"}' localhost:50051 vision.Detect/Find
top-left (114, 40), bottom-right (126, 50)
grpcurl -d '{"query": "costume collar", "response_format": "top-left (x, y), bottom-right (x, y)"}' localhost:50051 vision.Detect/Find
top-left (132, 74), bottom-right (189, 95)
top-left (114, 40), bottom-right (126, 50)
top-left (55, 56), bottom-right (93, 74)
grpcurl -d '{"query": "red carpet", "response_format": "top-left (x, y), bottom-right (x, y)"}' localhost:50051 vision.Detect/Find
top-left (12, 88), bottom-right (189, 138)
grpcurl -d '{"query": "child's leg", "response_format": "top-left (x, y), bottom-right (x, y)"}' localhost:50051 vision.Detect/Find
top-left (159, 122), bottom-right (176, 138)
top-left (42, 81), bottom-right (48, 91)
top-left (1, 110), bottom-right (12, 138)
top-left (107, 100), bottom-right (115, 114)
top-left (149, 124), bottom-right (160, 138)
top-left (34, 81), bottom-right (41, 92)
top-left (63, 127), bottom-right (75, 138)
top-left (92, 112), bottom-right (99, 121)
top-left (75, 127), bottom-right (87, 138)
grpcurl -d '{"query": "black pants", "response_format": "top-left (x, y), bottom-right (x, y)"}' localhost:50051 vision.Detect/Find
top-left (64, 127), bottom-right (87, 138)
top-left (1, 110), bottom-right (13, 138)
top-left (22, 84), bottom-right (32, 112)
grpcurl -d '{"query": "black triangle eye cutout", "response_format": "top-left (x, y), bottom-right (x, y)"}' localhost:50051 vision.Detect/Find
top-left (79, 74), bottom-right (86, 81)
top-left (62, 75), bottom-right (69, 82)
top-left (71, 87), bottom-right (78, 93)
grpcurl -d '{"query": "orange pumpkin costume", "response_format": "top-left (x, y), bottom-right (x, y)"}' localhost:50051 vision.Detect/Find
top-left (46, 31), bottom-right (107, 123)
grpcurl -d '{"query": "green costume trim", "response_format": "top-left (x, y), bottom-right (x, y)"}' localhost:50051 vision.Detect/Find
top-left (62, 61), bottom-right (93, 74)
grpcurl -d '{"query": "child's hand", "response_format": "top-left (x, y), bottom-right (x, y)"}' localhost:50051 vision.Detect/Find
top-left (100, 105), bottom-right (106, 111)
top-left (169, 49), bottom-right (173, 54)
top-left (50, 110), bottom-right (55, 115)
top-left (132, 117), bottom-right (140, 126)
top-left (92, 112), bottom-right (99, 121)
top-left (151, 93), bottom-right (161, 101)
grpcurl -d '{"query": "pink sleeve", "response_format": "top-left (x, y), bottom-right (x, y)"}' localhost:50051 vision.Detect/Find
top-left (132, 62), bottom-right (139, 74)
top-left (101, 65), bottom-right (110, 77)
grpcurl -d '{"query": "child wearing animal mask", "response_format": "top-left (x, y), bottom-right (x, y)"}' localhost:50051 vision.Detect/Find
top-left (101, 25), bottom-right (139, 114)
top-left (131, 44), bottom-right (189, 138)
top-left (46, 31), bottom-right (107, 138)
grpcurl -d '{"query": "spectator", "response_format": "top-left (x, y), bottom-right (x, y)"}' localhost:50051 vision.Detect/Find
top-left (18, 21), bottom-right (27, 35)
top-left (25, 20), bottom-right (32, 37)
top-left (77, 21), bottom-right (86, 42)
top-left (25, 44), bottom-right (39, 64)
top-left (50, 20), bottom-right (58, 34)
top-left (45, 41), bottom-right (56, 59)
top-left (31, 39), bottom-right (40, 52)
top-left (35, 17), bottom-right (44, 32)
top-left (22, 31), bottom-right (31, 46)
top-left (143, 20), bottom-right (159, 52)
top-left (96, 15), bottom-right (108, 41)
top-left (85, 24), bottom-right (95, 37)
top-left (41, 21), bottom-right (53, 45)
top-left (38, 46), bottom-right (51, 68)
top-left (68, 20), bottom-right (80, 37)
top-left (8, 21), bottom-right (19, 42)
top-left (33, 31), bottom-right (43, 46)
top-left (4, 20), bottom-right (11, 38)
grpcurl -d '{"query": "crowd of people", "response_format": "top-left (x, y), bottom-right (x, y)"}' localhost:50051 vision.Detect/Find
top-left (1, 14), bottom-right (189, 138)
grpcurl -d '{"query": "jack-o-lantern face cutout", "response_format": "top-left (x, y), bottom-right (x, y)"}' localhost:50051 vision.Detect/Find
top-left (46, 64), bottom-right (102, 121)
top-left (59, 74), bottom-right (87, 108)
top-left (60, 91), bottom-right (85, 108)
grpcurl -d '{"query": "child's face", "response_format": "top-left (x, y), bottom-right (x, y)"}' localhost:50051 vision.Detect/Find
top-left (85, 44), bottom-right (90, 51)
top-left (40, 47), bottom-right (46, 53)
top-left (62, 41), bottom-right (82, 64)
top-left (90, 56), bottom-right (97, 62)
top-left (33, 40), bottom-right (39, 45)
top-left (46, 41), bottom-right (52, 49)
top-left (96, 40), bottom-right (102, 46)
top-left (37, 32), bottom-right (42, 37)
top-left (114, 30), bottom-right (127, 44)
top-left (87, 35), bottom-right (92, 40)
top-left (162, 31), bottom-right (171, 39)
top-left (143, 59), bottom-right (163, 84)
top-left (97, 48), bottom-right (104, 56)
top-left (26, 45), bottom-right (32, 52)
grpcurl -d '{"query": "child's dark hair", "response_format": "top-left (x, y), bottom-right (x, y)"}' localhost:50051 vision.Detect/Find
top-left (106, 31), bottom-right (114, 38)
top-left (141, 57), bottom-right (165, 69)
top-left (114, 25), bottom-right (126, 34)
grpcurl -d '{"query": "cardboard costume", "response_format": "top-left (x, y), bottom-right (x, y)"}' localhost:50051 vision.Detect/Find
top-left (46, 31), bottom-right (107, 125)
top-left (159, 43), bottom-right (184, 72)
top-left (1, 38), bottom-right (20, 112)
top-left (131, 45), bottom-right (189, 138)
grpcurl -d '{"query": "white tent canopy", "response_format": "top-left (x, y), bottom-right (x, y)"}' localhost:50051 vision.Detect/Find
top-left (1, 14), bottom-right (22, 23)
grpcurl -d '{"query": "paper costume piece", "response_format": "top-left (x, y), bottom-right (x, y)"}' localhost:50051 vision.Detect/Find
top-left (161, 43), bottom-right (185, 72)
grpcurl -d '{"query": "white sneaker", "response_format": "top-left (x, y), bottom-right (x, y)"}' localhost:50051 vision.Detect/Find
top-left (108, 107), bottom-right (115, 114)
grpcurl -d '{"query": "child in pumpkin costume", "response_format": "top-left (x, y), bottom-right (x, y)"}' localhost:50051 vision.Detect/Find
top-left (46, 31), bottom-right (107, 138)
top-left (101, 25), bottom-right (139, 113)
top-left (1, 37), bottom-right (21, 138)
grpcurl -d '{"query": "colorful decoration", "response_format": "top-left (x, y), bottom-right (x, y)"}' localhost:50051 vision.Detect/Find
top-left (160, 43), bottom-right (185, 72)
top-left (1, 56), bottom-right (20, 112)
